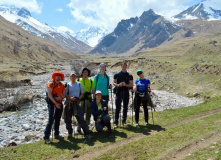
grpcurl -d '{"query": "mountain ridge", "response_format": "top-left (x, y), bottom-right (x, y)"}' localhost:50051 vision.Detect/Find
top-left (0, 6), bottom-right (92, 53)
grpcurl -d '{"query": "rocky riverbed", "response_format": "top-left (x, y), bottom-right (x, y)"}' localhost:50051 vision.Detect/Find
top-left (0, 64), bottom-right (203, 148)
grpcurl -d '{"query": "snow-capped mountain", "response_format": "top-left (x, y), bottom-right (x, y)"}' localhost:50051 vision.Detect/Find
top-left (174, 0), bottom-right (221, 20)
top-left (74, 27), bottom-right (111, 47)
top-left (90, 9), bottom-right (180, 54)
top-left (0, 6), bottom-right (92, 53)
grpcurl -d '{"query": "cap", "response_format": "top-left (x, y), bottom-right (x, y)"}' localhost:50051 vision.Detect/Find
top-left (70, 71), bottom-right (77, 76)
top-left (99, 63), bottom-right (106, 71)
top-left (137, 69), bottom-right (143, 73)
top-left (137, 69), bottom-right (143, 75)
top-left (52, 71), bottom-right (64, 80)
top-left (95, 90), bottom-right (102, 95)
top-left (99, 63), bottom-right (106, 67)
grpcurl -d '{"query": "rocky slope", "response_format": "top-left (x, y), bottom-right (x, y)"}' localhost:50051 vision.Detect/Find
top-left (90, 9), bottom-right (180, 54)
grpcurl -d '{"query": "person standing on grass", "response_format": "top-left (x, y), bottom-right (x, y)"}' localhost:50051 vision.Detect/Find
top-left (44, 71), bottom-right (65, 144)
top-left (77, 68), bottom-right (95, 134)
top-left (132, 69), bottom-right (154, 126)
top-left (64, 72), bottom-right (91, 139)
top-left (91, 90), bottom-right (113, 137)
top-left (94, 63), bottom-right (112, 103)
top-left (113, 62), bottom-right (133, 128)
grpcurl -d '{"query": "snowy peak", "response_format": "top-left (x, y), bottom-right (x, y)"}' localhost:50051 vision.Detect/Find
top-left (0, 6), bottom-right (31, 18)
top-left (174, 0), bottom-right (221, 20)
top-left (17, 7), bottom-right (32, 18)
top-left (74, 27), bottom-right (110, 47)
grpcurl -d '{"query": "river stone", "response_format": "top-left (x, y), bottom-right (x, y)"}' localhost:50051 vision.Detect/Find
top-left (22, 124), bottom-right (31, 130)
top-left (193, 92), bottom-right (200, 97)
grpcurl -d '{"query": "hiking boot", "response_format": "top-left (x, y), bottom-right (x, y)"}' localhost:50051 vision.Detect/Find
top-left (145, 122), bottom-right (150, 126)
top-left (109, 130), bottom-right (114, 138)
top-left (122, 122), bottom-right (127, 126)
top-left (44, 139), bottom-right (51, 144)
top-left (68, 134), bottom-right (73, 139)
top-left (113, 124), bottom-right (118, 129)
top-left (85, 134), bottom-right (92, 139)
top-left (75, 130), bottom-right (82, 135)
top-left (54, 135), bottom-right (64, 139)
top-left (135, 123), bottom-right (139, 127)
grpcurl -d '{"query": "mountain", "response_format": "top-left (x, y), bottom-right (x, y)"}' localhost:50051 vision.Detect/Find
top-left (0, 6), bottom-right (92, 53)
top-left (0, 15), bottom-right (79, 62)
top-left (174, 0), bottom-right (221, 20)
top-left (74, 27), bottom-right (110, 47)
top-left (90, 9), bottom-right (180, 54)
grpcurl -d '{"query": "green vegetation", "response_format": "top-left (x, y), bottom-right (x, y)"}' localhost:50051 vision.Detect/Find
top-left (130, 33), bottom-right (221, 98)
top-left (0, 96), bottom-right (220, 160)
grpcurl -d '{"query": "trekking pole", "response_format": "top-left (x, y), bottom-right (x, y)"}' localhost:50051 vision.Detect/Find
top-left (51, 105), bottom-right (56, 142)
top-left (149, 91), bottom-right (155, 125)
top-left (111, 88), bottom-right (114, 128)
top-left (132, 92), bottom-right (134, 125)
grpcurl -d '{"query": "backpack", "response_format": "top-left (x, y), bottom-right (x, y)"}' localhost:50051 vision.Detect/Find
top-left (45, 81), bottom-right (59, 104)
top-left (95, 73), bottom-right (109, 90)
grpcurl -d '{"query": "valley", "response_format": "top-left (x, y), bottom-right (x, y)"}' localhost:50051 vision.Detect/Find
top-left (0, 0), bottom-right (221, 159)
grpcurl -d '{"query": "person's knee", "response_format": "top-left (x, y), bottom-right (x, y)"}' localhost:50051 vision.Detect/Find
top-left (96, 124), bottom-right (103, 132)
top-left (103, 116), bottom-right (110, 124)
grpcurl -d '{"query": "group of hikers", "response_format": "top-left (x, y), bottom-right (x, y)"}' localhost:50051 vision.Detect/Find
top-left (43, 62), bottom-right (154, 144)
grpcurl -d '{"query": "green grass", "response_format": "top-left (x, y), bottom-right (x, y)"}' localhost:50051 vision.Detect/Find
top-left (184, 140), bottom-right (221, 160)
top-left (0, 96), bottom-right (220, 160)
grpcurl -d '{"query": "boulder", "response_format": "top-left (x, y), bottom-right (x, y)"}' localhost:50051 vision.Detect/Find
top-left (193, 92), bottom-right (200, 97)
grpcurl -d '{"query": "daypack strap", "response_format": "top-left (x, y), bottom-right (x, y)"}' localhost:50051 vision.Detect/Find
top-left (95, 73), bottom-right (109, 90)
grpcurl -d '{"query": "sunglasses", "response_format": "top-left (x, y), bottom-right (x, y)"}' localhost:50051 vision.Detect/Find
top-left (55, 74), bottom-right (61, 76)
top-left (137, 72), bottom-right (143, 75)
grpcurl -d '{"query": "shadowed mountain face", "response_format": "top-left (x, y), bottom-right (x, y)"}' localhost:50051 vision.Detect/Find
top-left (90, 9), bottom-right (180, 54)
top-left (0, 6), bottom-right (92, 53)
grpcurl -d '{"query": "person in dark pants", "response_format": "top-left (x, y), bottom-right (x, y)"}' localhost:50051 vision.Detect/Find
top-left (113, 62), bottom-right (133, 128)
top-left (64, 72), bottom-right (91, 138)
top-left (91, 90), bottom-right (113, 137)
top-left (132, 69), bottom-right (154, 126)
top-left (44, 71), bottom-right (66, 144)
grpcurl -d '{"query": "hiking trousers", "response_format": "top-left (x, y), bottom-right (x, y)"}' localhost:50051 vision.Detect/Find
top-left (134, 93), bottom-right (149, 123)
top-left (64, 102), bottom-right (90, 135)
top-left (77, 100), bottom-right (92, 131)
top-left (95, 116), bottom-right (111, 132)
top-left (44, 103), bottom-right (63, 140)
top-left (114, 91), bottom-right (129, 125)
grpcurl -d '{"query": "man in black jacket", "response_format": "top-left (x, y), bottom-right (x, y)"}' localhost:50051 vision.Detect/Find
top-left (113, 62), bottom-right (133, 128)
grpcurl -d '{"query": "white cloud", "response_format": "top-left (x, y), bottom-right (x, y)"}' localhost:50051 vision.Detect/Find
top-left (0, 0), bottom-right (42, 14)
top-left (68, 0), bottom-right (194, 30)
top-left (56, 8), bottom-right (63, 12)
top-left (56, 26), bottom-right (75, 35)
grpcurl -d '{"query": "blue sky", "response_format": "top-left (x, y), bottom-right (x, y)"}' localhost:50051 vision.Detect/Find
top-left (0, 0), bottom-right (203, 33)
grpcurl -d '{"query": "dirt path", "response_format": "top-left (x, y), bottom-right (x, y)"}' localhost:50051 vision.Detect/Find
top-left (159, 131), bottom-right (221, 160)
top-left (74, 108), bottom-right (221, 159)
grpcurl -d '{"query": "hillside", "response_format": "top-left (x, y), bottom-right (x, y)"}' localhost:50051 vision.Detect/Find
top-left (0, 16), bottom-right (80, 62)
top-left (0, 15), bottom-right (80, 84)
top-left (130, 32), bottom-right (221, 98)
